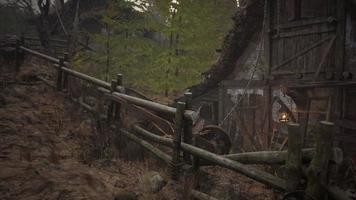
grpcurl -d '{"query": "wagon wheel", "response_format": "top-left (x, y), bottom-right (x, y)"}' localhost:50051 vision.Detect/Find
top-left (196, 125), bottom-right (231, 155)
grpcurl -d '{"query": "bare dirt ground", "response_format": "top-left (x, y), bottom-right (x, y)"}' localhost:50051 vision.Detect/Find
top-left (0, 59), bottom-right (173, 200)
top-left (0, 58), bottom-right (278, 200)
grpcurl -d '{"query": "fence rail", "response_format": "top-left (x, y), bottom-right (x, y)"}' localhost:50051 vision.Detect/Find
top-left (12, 37), bottom-right (351, 200)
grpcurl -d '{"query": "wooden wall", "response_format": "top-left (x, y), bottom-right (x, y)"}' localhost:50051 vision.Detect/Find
top-left (269, 0), bottom-right (339, 80)
top-left (266, 0), bottom-right (356, 159)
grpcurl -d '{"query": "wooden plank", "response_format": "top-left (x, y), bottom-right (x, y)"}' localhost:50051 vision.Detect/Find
top-left (279, 17), bottom-right (335, 29)
top-left (218, 84), bottom-right (225, 123)
top-left (313, 36), bottom-right (337, 80)
top-left (131, 126), bottom-right (286, 190)
top-left (334, 0), bottom-right (346, 76)
top-left (274, 26), bottom-right (335, 39)
top-left (273, 36), bottom-right (333, 71)
top-left (335, 119), bottom-right (356, 130)
top-left (120, 129), bottom-right (172, 164)
top-left (221, 80), bottom-right (266, 88)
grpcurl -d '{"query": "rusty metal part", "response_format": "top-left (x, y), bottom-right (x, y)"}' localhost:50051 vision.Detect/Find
top-left (195, 125), bottom-right (231, 155)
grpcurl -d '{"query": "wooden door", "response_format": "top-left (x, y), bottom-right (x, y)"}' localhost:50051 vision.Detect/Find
top-left (268, 0), bottom-right (343, 81)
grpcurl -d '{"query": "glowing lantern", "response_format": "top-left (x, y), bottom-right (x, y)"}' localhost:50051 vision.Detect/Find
top-left (279, 112), bottom-right (289, 123)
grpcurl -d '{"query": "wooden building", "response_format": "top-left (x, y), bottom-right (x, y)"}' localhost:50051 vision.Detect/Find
top-left (185, 0), bottom-right (356, 160)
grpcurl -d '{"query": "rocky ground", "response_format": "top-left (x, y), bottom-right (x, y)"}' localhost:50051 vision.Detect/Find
top-left (0, 58), bottom-right (276, 200)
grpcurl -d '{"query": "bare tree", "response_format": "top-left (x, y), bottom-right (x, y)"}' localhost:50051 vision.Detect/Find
top-left (37, 0), bottom-right (51, 49)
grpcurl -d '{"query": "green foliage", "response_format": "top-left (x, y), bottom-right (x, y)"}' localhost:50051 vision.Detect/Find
top-left (74, 0), bottom-right (236, 96)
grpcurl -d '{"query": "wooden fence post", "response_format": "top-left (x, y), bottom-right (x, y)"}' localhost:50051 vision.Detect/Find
top-left (183, 92), bottom-right (193, 163)
top-left (115, 73), bottom-right (123, 121)
top-left (56, 58), bottom-right (64, 91)
top-left (20, 33), bottom-right (25, 46)
top-left (62, 53), bottom-right (69, 90)
top-left (286, 122), bottom-right (302, 192)
top-left (305, 121), bottom-right (334, 200)
top-left (15, 40), bottom-right (21, 72)
top-left (116, 73), bottom-right (123, 86)
top-left (171, 101), bottom-right (186, 181)
top-left (107, 79), bottom-right (117, 124)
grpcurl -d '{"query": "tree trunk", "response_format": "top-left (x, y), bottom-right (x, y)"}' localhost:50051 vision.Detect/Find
top-left (37, 0), bottom-right (51, 51)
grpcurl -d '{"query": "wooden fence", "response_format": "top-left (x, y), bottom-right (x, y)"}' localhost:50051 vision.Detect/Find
top-left (13, 38), bottom-right (351, 200)
top-left (18, 34), bottom-right (69, 58)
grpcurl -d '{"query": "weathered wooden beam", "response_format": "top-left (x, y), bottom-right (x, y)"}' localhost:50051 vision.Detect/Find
top-left (62, 53), bottom-right (69, 90)
top-left (131, 126), bottom-right (286, 190)
top-left (313, 36), bottom-right (337, 80)
top-left (62, 67), bottom-right (111, 89)
top-left (183, 92), bottom-right (193, 162)
top-left (335, 0), bottom-right (346, 77)
top-left (56, 58), bottom-right (64, 91)
top-left (104, 91), bottom-right (198, 122)
top-left (171, 102), bottom-right (185, 180)
top-left (286, 122), bottom-right (302, 192)
top-left (275, 26), bottom-right (335, 39)
top-left (223, 148), bottom-right (342, 165)
top-left (15, 40), bottom-right (21, 72)
top-left (180, 139), bottom-right (286, 190)
top-left (116, 73), bottom-right (123, 86)
top-left (120, 129), bottom-right (172, 164)
top-left (36, 76), bottom-right (55, 88)
top-left (305, 121), bottom-right (334, 200)
top-left (272, 36), bottom-right (333, 71)
top-left (71, 97), bottom-right (96, 113)
top-left (20, 46), bottom-right (60, 63)
top-left (133, 125), bottom-right (343, 165)
top-left (191, 190), bottom-right (219, 200)
top-left (106, 80), bottom-right (117, 123)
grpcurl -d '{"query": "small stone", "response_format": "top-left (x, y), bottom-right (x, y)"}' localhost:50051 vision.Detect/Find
top-left (140, 171), bottom-right (167, 193)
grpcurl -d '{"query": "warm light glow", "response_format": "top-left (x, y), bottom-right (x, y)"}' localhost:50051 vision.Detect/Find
top-left (279, 112), bottom-right (289, 123)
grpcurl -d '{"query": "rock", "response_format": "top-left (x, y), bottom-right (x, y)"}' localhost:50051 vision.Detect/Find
top-left (114, 190), bottom-right (137, 200)
top-left (140, 171), bottom-right (167, 193)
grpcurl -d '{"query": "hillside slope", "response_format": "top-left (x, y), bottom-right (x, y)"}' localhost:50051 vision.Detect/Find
top-left (0, 57), bottom-right (276, 200)
top-left (0, 59), bottom-right (174, 200)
